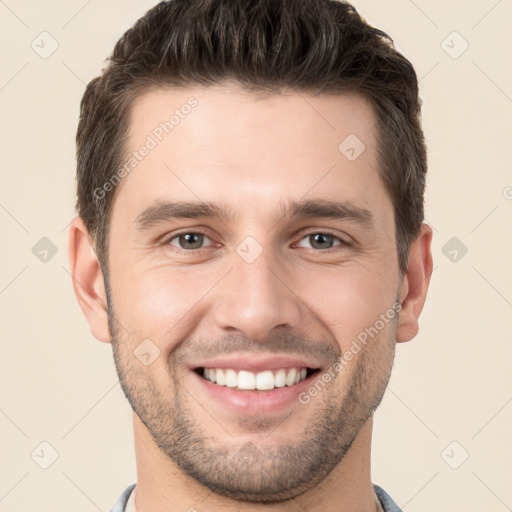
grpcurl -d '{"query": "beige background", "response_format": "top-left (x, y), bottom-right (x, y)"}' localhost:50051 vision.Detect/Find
top-left (1, 1), bottom-right (511, 511)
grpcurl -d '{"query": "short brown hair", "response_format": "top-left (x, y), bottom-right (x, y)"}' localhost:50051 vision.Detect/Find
top-left (76, 0), bottom-right (427, 277)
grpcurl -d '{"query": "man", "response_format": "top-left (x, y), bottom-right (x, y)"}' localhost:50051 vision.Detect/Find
top-left (68, 0), bottom-right (433, 510)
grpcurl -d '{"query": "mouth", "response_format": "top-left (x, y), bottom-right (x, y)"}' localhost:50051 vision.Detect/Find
top-left (188, 355), bottom-right (324, 415)
top-left (193, 366), bottom-right (321, 391)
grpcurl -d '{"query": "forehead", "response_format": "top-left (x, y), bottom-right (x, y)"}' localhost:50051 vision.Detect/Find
top-left (112, 85), bottom-right (391, 231)
top-left (126, 85), bottom-right (378, 159)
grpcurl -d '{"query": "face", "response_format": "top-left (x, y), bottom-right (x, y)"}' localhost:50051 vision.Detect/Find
top-left (104, 86), bottom-right (402, 501)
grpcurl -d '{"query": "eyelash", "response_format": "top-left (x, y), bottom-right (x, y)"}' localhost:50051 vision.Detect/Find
top-left (162, 229), bottom-right (351, 253)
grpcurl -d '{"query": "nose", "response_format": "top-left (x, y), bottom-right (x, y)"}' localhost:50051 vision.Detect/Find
top-left (211, 246), bottom-right (302, 341)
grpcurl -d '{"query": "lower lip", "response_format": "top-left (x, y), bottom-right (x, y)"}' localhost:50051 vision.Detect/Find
top-left (191, 370), bottom-right (320, 415)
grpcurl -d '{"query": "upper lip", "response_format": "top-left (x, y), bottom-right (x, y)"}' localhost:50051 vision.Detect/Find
top-left (190, 354), bottom-right (321, 373)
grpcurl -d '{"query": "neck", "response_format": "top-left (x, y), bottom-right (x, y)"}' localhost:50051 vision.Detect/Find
top-left (131, 412), bottom-right (380, 512)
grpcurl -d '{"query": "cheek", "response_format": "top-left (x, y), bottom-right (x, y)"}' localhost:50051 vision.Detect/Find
top-left (300, 263), bottom-right (397, 352)
top-left (109, 262), bottom-right (213, 345)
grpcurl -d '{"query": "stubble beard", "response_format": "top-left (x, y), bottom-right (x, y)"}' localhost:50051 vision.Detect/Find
top-left (107, 286), bottom-right (397, 502)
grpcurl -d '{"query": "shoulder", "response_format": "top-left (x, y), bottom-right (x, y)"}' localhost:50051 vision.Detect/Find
top-left (109, 482), bottom-right (137, 512)
top-left (373, 484), bottom-right (403, 512)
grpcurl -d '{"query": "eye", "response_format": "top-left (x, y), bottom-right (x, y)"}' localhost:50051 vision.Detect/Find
top-left (163, 230), bottom-right (350, 253)
top-left (167, 231), bottom-right (214, 251)
top-left (296, 232), bottom-right (349, 251)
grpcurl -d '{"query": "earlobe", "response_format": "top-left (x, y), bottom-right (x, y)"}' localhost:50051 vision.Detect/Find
top-left (68, 217), bottom-right (111, 344)
top-left (396, 223), bottom-right (434, 343)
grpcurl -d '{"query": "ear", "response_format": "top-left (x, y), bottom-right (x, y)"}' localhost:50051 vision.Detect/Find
top-left (67, 217), bottom-right (111, 343)
top-left (396, 223), bottom-right (434, 343)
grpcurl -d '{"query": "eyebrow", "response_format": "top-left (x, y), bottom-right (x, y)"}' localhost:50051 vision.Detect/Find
top-left (134, 199), bottom-right (374, 231)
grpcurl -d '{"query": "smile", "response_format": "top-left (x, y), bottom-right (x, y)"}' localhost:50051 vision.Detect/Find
top-left (196, 367), bottom-right (319, 391)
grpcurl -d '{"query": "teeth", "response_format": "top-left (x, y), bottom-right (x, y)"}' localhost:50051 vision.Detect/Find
top-left (285, 368), bottom-right (297, 386)
top-left (238, 370), bottom-right (255, 390)
top-left (201, 366), bottom-right (310, 390)
top-left (256, 370), bottom-right (274, 390)
top-left (225, 369), bottom-right (237, 388)
top-left (274, 369), bottom-right (286, 388)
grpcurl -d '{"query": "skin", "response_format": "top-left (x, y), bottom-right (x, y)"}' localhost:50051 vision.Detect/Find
top-left (69, 85), bottom-right (433, 512)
